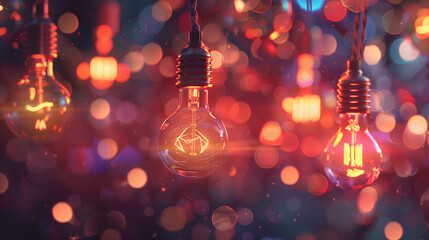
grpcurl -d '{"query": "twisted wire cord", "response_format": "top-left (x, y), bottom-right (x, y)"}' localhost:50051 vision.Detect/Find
top-left (189, 0), bottom-right (200, 32)
top-left (33, 0), bottom-right (49, 17)
top-left (358, 0), bottom-right (367, 61)
top-left (351, 12), bottom-right (360, 61)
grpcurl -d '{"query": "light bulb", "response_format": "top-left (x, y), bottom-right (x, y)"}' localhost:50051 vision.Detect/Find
top-left (3, 0), bottom-right (71, 141)
top-left (4, 56), bottom-right (71, 141)
top-left (159, 88), bottom-right (228, 178)
top-left (323, 60), bottom-right (382, 189)
top-left (324, 113), bottom-right (382, 189)
top-left (158, 30), bottom-right (228, 178)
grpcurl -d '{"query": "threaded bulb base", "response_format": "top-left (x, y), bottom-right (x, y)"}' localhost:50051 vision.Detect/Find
top-left (23, 18), bottom-right (58, 58)
top-left (336, 60), bottom-right (371, 114)
top-left (176, 31), bottom-right (212, 88)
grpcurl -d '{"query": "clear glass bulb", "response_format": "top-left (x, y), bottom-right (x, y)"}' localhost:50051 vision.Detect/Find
top-left (323, 113), bottom-right (382, 189)
top-left (158, 88), bottom-right (228, 178)
top-left (4, 54), bottom-right (71, 141)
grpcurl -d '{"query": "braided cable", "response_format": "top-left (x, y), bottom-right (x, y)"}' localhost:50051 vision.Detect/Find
top-left (358, 0), bottom-right (367, 61)
top-left (351, 12), bottom-right (360, 61)
top-left (189, 0), bottom-right (200, 32)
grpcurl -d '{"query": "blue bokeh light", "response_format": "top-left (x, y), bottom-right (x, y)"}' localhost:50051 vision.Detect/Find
top-left (295, 0), bottom-right (324, 11)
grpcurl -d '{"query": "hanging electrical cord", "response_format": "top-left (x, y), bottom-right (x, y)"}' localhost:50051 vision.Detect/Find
top-left (351, 12), bottom-right (361, 61)
top-left (176, 0), bottom-right (212, 87)
top-left (323, 0), bottom-right (382, 190)
top-left (189, 0), bottom-right (200, 32)
top-left (358, 0), bottom-right (368, 62)
top-left (337, 0), bottom-right (370, 114)
top-left (158, 0), bottom-right (228, 179)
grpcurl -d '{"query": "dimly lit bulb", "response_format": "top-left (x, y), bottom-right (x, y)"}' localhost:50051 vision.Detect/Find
top-left (158, 88), bottom-right (228, 178)
top-left (324, 113), bottom-right (382, 189)
top-left (4, 55), bottom-right (71, 141)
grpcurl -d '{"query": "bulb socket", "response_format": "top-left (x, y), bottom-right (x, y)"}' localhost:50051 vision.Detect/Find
top-left (336, 60), bottom-right (371, 114)
top-left (176, 30), bottom-right (212, 88)
top-left (23, 17), bottom-right (58, 58)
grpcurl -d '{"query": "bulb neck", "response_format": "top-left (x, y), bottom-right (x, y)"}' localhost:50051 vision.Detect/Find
top-left (339, 113), bottom-right (368, 131)
top-left (178, 88), bottom-right (209, 110)
top-left (24, 54), bottom-right (54, 79)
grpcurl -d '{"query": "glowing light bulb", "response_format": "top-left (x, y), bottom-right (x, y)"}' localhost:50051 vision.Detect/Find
top-left (3, 0), bottom-right (71, 141)
top-left (159, 88), bottom-right (228, 178)
top-left (324, 114), bottom-right (382, 189)
top-left (4, 54), bottom-right (71, 141)
top-left (323, 61), bottom-right (382, 189)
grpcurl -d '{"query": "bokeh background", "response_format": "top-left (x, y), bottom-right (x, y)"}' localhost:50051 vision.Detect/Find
top-left (0, 0), bottom-right (429, 239)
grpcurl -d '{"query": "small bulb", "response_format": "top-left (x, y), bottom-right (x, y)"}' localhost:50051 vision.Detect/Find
top-left (4, 55), bottom-right (71, 141)
top-left (158, 88), bottom-right (228, 178)
top-left (324, 113), bottom-right (382, 189)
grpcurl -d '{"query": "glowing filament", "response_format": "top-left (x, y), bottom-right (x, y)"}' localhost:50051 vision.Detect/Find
top-left (25, 102), bottom-right (54, 112)
top-left (175, 127), bottom-right (209, 155)
top-left (344, 117), bottom-right (364, 178)
top-left (344, 143), bottom-right (363, 168)
top-left (35, 119), bottom-right (47, 130)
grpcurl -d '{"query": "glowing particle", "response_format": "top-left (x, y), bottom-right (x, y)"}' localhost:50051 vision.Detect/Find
top-left (280, 166), bottom-right (299, 185)
top-left (52, 202), bottom-right (73, 223)
top-left (127, 168), bottom-right (148, 189)
top-left (90, 98), bottom-right (111, 120)
top-left (384, 221), bottom-right (403, 240)
top-left (58, 12), bottom-right (79, 34)
top-left (97, 138), bottom-right (118, 160)
top-left (212, 206), bottom-right (237, 231)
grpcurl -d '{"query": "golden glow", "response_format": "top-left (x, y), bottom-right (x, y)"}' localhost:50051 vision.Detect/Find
top-left (52, 202), bottom-right (73, 223)
top-left (357, 186), bottom-right (378, 214)
top-left (90, 56), bottom-right (118, 82)
top-left (175, 127), bottom-right (209, 155)
top-left (416, 14), bottom-right (429, 39)
top-left (280, 166), bottom-right (299, 185)
top-left (333, 132), bottom-right (343, 147)
top-left (152, 1), bottom-right (172, 22)
top-left (343, 143), bottom-right (363, 168)
top-left (344, 118), bottom-right (364, 178)
top-left (23, 76), bottom-right (56, 131)
top-left (376, 112), bottom-right (396, 133)
top-left (234, 0), bottom-right (245, 13)
top-left (259, 121), bottom-right (282, 145)
top-left (90, 98), bottom-right (111, 120)
top-left (364, 45), bottom-right (382, 66)
top-left (384, 221), bottom-right (403, 240)
top-left (127, 168), bottom-right (148, 189)
top-left (210, 50), bottom-right (223, 69)
top-left (25, 102), bottom-right (54, 112)
top-left (175, 89), bottom-right (210, 156)
top-left (282, 95), bottom-right (321, 123)
top-left (416, 16), bottom-right (429, 34)
top-left (35, 118), bottom-right (48, 131)
top-left (297, 54), bottom-right (315, 87)
top-left (407, 115), bottom-right (428, 135)
top-left (269, 31), bottom-right (280, 40)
